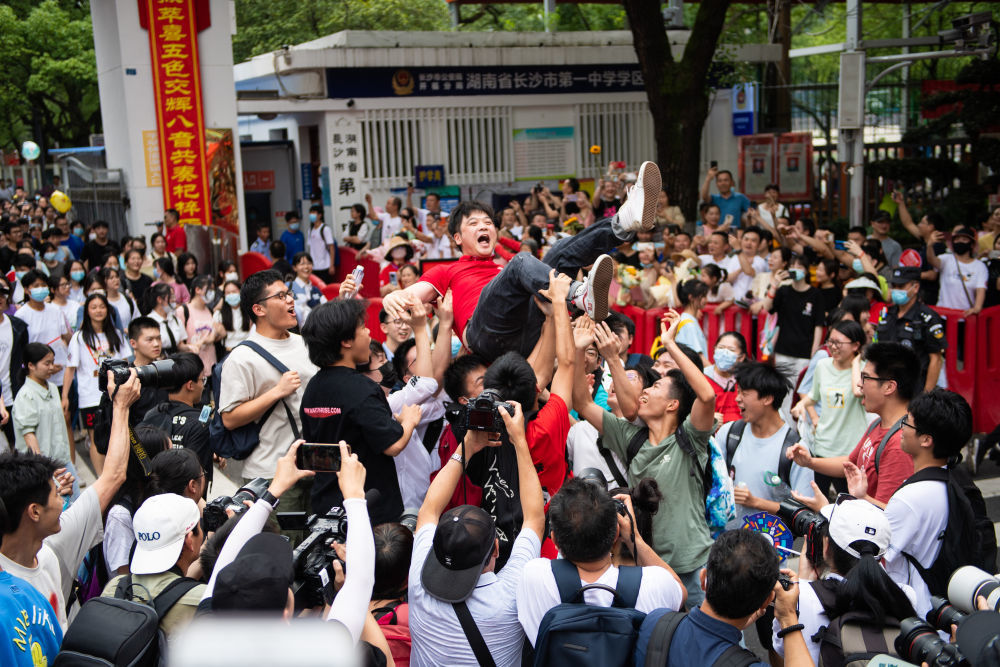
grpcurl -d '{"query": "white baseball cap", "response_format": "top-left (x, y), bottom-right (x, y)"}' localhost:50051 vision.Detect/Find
top-left (131, 493), bottom-right (201, 575)
top-left (820, 498), bottom-right (891, 559)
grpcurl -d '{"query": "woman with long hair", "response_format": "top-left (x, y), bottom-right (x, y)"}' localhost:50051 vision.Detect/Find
top-left (144, 282), bottom-right (194, 356)
top-left (674, 279), bottom-right (710, 367)
top-left (123, 248), bottom-right (153, 306)
top-left (101, 266), bottom-right (137, 331)
top-left (213, 280), bottom-right (250, 352)
top-left (62, 293), bottom-right (132, 474)
top-left (65, 258), bottom-right (86, 303)
top-left (700, 263), bottom-right (733, 312)
top-left (176, 252), bottom-right (199, 293)
top-left (152, 255), bottom-right (190, 305)
top-left (178, 274), bottom-right (224, 370)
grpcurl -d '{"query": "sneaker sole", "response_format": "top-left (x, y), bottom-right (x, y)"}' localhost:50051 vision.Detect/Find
top-left (590, 255), bottom-right (614, 321)
top-left (637, 161), bottom-right (661, 231)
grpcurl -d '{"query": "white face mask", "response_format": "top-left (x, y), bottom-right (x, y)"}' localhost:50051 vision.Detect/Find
top-left (224, 272), bottom-right (239, 282)
top-left (204, 289), bottom-right (216, 303)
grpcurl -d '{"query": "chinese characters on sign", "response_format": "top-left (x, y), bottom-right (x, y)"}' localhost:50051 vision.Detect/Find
top-left (330, 120), bottom-right (360, 197)
top-left (145, 0), bottom-right (210, 226)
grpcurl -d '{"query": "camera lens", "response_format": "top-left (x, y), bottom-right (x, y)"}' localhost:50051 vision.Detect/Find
top-left (948, 566), bottom-right (1000, 613)
top-left (134, 358), bottom-right (179, 389)
top-left (927, 596), bottom-right (966, 632)
top-left (896, 617), bottom-right (965, 666)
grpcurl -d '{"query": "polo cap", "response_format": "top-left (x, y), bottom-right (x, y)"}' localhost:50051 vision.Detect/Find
top-left (131, 493), bottom-right (200, 575)
top-left (889, 266), bottom-right (922, 285)
top-left (820, 499), bottom-right (891, 559)
top-left (212, 533), bottom-right (295, 612)
top-left (421, 505), bottom-right (496, 603)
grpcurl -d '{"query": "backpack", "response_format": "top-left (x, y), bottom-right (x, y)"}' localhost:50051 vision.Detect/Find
top-left (861, 417), bottom-right (904, 476)
top-left (810, 579), bottom-right (903, 667)
top-left (898, 464), bottom-right (999, 596)
top-left (639, 610), bottom-right (759, 667)
top-left (532, 559), bottom-right (645, 667)
top-left (54, 575), bottom-right (200, 667)
top-left (374, 601), bottom-right (411, 667)
top-left (209, 340), bottom-right (300, 460)
top-left (623, 425), bottom-right (734, 535)
top-left (723, 420), bottom-right (798, 488)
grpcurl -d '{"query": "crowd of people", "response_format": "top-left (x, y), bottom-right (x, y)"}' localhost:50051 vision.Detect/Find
top-left (1, 161), bottom-right (998, 666)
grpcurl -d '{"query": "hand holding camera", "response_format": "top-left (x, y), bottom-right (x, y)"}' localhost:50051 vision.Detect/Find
top-left (269, 440), bottom-right (316, 499)
top-left (107, 367), bottom-right (141, 407)
top-left (498, 400), bottom-right (526, 444)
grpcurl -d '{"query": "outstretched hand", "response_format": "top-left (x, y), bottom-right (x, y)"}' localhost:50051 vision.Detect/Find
top-left (573, 315), bottom-right (596, 350)
top-left (660, 310), bottom-right (681, 346)
top-left (538, 269), bottom-right (572, 306)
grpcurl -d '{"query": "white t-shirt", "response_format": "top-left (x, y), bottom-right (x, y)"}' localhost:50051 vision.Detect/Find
top-left (0, 486), bottom-right (104, 630)
top-left (516, 559), bottom-right (684, 645)
top-left (884, 476), bottom-right (948, 619)
top-left (757, 204), bottom-right (788, 229)
top-left (566, 420), bottom-right (623, 490)
top-left (106, 293), bottom-right (136, 330)
top-left (425, 233), bottom-right (454, 260)
top-left (217, 331), bottom-right (318, 478)
top-left (213, 308), bottom-right (249, 351)
top-left (149, 309), bottom-right (187, 353)
top-left (724, 254), bottom-right (768, 301)
top-left (716, 420), bottom-right (814, 529)
top-left (408, 524), bottom-right (541, 667)
top-left (55, 300), bottom-right (80, 333)
top-left (15, 302), bottom-right (71, 385)
top-left (66, 331), bottom-right (132, 408)
top-left (103, 503), bottom-right (134, 577)
top-left (378, 211), bottom-right (403, 241)
top-left (936, 254), bottom-right (987, 310)
top-left (698, 253), bottom-right (728, 269)
top-left (388, 376), bottom-right (446, 509)
top-left (308, 224), bottom-right (335, 271)
top-left (0, 316), bottom-right (13, 406)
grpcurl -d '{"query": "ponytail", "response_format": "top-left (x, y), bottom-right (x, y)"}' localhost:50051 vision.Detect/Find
top-left (832, 538), bottom-right (916, 626)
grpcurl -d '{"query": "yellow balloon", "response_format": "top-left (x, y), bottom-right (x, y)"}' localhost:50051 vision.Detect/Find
top-left (50, 190), bottom-right (71, 214)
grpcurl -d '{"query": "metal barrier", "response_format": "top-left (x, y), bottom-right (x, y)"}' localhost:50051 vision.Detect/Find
top-left (55, 156), bottom-right (129, 239)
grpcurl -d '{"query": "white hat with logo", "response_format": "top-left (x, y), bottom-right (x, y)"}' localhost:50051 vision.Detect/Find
top-left (131, 493), bottom-right (200, 575)
top-left (820, 498), bottom-right (891, 559)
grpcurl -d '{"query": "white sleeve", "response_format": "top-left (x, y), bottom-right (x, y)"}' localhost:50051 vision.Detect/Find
top-left (971, 261), bottom-right (988, 290)
top-left (201, 499), bottom-right (273, 601)
top-left (66, 333), bottom-right (80, 368)
top-left (325, 497), bottom-right (375, 645)
top-left (44, 486), bottom-right (104, 599)
top-left (636, 566), bottom-right (684, 614)
top-left (515, 559), bottom-right (560, 646)
top-left (103, 505), bottom-right (134, 574)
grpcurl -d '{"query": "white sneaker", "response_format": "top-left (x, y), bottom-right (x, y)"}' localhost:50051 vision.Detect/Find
top-left (617, 161), bottom-right (661, 234)
top-left (576, 254), bottom-right (614, 321)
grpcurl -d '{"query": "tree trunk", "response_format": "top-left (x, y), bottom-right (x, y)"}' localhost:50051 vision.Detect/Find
top-left (623, 0), bottom-right (733, 223)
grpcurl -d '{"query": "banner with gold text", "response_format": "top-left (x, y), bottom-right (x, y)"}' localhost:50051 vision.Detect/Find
top-left (144, 0), bottom-right (210, 226)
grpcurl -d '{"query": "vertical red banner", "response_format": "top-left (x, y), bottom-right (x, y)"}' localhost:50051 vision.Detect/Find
top-left (145, 0), bottom-right (211, 226)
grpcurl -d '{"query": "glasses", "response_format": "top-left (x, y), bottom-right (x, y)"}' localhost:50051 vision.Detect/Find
top-left (257, 290), bottom-right (294, 304)
top-left (826, 339), bottom-right (848, 348)
top-left (860, 373), bottom-right (889, 384)
top-left (900, 417), bottom-right (917, 430)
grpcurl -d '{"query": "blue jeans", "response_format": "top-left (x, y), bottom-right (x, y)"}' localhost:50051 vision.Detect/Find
top-left (464, 215), bottom-right (628, 362)
top-left (677, 565), bottom-right (706, 611)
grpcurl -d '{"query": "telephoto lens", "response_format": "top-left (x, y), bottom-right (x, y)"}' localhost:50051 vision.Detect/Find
top-left (895, 617), bottom-right (967, 666)
top-left (927, 595), bottom-right (966, 633)
top-left (948, 566), bottom-right (1000, 614)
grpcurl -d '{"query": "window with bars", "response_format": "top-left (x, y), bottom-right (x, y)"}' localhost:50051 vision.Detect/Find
top-left (576, 101), bottom-right (655, 179)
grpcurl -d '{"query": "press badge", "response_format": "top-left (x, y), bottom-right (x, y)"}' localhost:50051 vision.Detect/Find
top-left (199, 405), bottom-right (212, 423)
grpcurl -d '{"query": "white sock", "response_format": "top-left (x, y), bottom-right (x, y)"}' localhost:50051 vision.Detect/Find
top-left (572, 282), bottom-right (586, 311)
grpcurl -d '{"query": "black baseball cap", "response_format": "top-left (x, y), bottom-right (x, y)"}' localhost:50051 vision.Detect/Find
top-left (421, 505), bottom-right (496, 603)
top-left (889, 266), bottom-right (922, 285)
top-left (212, 533), bottom-right (295, 612)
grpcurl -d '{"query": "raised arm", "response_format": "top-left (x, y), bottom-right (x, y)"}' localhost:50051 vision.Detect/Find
top-left (893, 191), bottom-right (923, 241)
top-left (501, 402), bottom-right (544, 538)
top-left (400, 303), bottom-right (432, 380)
top-left (93, 369), bottom-right (141, 512)
top-left (431, 291), bottom-right (454, 389)
top-left (660, 311), bottom-right (715, 431)
top-left (595, 322), bottom-right (638, 421)
top-left (416, 429), bottom-right (498, 531)
top-left (381, 281), bottom-right (439, 321)
top-left (570, 317), bottom-right (605, 434)
top-left (926, 232), bottom-right (944, 270)
top-left (700, 166), bottom-right (718, 203)
top-left (364, 193), bottom-right (378, 222)
top-left (538, 271), bottom-right (574, 408)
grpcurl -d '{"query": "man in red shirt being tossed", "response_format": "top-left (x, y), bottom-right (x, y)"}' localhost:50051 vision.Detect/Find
top-left (383, 161), bottom-right (661, 362)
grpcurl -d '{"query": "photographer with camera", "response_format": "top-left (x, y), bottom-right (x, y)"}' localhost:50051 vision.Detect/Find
top-left (301, 298), bottom-right (422, 525)
top-left (0, 368), bottom-right (140, 631)
top-left (138, 353), bottom-right (213, 493)
top-left (409, 400), bottom-right (543, 666)
top-left (516, 477), bottom-right (685, 651)
top-left (773, 498), bottom-right (916, 666)
top-left (573, 310), bottom-right (717, 609)
top-left (882, 388), bottom-right (996, 619)
top-left (787, 343), bottom-right (918, 509)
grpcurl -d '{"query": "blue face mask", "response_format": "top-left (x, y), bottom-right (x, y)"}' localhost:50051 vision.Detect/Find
top-left (891, 288), bottom-right (910, 306)
top-left (288, 222), bottom-right (300, 232)
top-left (309, 213), bottom-right (318, 224)
top-left (153, 267), bottom-right (160, 279)
top-left (72, 227), bottom-right (84, 237)
top-left (852, 259), bottom-right (864, 274)
top-left (70, 270), bottom-right (85, 283)
top-left (790, 268), bottom-right (806, 282)
top-left (43, 252), bottom-right (57, 262)
top-left (14, 271), bottom-right (26, 281)
top-left (714, 347), bottom-right (740, 372)
top-left (224, 293), bottom-right (241, 307)
top-left (29, 287), bottom-right (49, 302)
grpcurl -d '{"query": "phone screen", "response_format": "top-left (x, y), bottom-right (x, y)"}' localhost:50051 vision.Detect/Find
top-left (389, 272), bottom-right (398, 286)
top-left (834, 240), bottom-right (847, 250)
top-left (296, 443), bottom-right (349, 472)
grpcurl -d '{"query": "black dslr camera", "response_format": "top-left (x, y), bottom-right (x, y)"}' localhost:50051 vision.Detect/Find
top-left (463, 389), bottom-right (515, 433)
top-left (278, 507), bottom-right (349, 609)
top-left (203, 478), bottom-right (270, 533)
top-left (896, 617), bottom-right (966, 665)
top-left (776, 499), bottom-right (828, 567)
top-left (98, 358), bottom-right (180, 395)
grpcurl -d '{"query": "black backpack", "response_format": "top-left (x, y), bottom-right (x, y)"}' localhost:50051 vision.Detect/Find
top-left (723, 420), bottom-right (798, 487)
top-left (624, 426), bottom-right (713, 503)
top-left (55, 575), bottom-right (200, 666)
top-left (209, 340), bottom-right (300, 460)
top-left (809, 579), bottom-right (903, 667)
top-left (640, 610), bottom-right (758, 667)
top-left (532, 559), bottom-right (646, 667)
top-left (898, 464), bottom-right (999, 597)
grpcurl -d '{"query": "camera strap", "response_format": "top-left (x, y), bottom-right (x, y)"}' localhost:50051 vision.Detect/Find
top-left (127, 425), bottom-right (154, 477)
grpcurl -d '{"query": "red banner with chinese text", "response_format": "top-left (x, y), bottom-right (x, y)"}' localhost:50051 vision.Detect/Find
top-left (145, 0), bottom-right (210, 226)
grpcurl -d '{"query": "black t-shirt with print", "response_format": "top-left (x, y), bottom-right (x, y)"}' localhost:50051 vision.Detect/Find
top-left (772, 285), bottom-right (822, 359)
top-left (302, 366), bottom-right (404, 524)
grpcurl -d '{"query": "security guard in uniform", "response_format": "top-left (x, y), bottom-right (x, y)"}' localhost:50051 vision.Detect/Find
top-left (874, 265), bottom-right (947, 394)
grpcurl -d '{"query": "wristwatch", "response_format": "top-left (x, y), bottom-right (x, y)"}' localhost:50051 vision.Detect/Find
top-left (260, 490), bottom-right (280, 509)
top-left (450, 452), bottom-right (466, 466)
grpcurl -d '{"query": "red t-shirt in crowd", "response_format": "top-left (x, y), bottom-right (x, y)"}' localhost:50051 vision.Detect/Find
top-left (526, 393), bottom-right (571, 498)
top-left (847, 421), bottom-right (914, 503)
top-left (165, 225), bottom-right (187, 253)
top-left (379, 262), bottom-right (405, 288)
top-left (706, 376), bottom-right (742, 423)
top-left (420, 254), bottom-right (502, 338)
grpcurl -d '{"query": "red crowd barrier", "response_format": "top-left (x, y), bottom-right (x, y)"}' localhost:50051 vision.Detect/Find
top-left (977, 307), bottom-right (1000, 434)
top-left (366, 296), bottom-right (385, 343)
top-left (929, 307), bottom-right (977, 410)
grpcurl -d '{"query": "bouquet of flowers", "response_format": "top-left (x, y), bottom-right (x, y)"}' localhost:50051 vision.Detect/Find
top-left (615, 264), bottom-right (641, 306)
